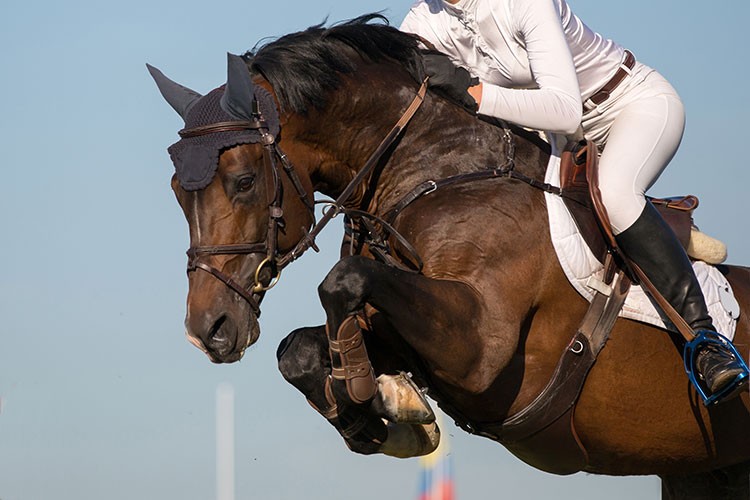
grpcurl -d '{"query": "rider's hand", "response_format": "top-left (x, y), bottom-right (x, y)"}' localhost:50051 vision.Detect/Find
top-left (468, 83), bottom-right (483, 107)
top-left (422, 51), bottom-right (479, 113)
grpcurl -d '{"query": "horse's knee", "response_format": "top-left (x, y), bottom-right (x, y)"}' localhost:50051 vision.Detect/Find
top-left (317, 256), bottom-right (372, 308)
top-left (276, 326), bottom-right (329, 390)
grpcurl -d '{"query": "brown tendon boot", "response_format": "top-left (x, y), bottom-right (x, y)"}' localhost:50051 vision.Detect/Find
top-left (328, 314), bottom-right (378, 405)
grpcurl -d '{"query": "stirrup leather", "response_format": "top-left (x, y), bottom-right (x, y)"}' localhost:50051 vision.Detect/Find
top-left (683, 330), bottom-right (749, 406)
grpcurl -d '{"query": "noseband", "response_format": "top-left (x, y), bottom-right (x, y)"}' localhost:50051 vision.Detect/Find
top-left (182, 80), bottom-right (429, 316)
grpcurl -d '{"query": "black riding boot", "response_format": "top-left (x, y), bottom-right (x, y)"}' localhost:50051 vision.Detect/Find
top-left (615, 202), bottom-right (746, 398)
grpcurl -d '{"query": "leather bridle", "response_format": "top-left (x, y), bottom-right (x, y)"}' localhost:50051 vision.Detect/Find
top-left (181, 80), bottom-right (429, 316)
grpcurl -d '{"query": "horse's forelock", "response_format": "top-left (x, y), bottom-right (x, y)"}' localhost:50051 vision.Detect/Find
top-left (244, 14), bottom-right (424, 114)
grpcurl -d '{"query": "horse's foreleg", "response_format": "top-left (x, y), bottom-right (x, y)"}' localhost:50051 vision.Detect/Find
top-left (313, 255), bottom-right (496, 456)
top-left (277, 325), bottom-right (439, 457)
top-left (277, 325), bottom-right (385, 454)
top-left (318, 255), bottom-right (488, 398)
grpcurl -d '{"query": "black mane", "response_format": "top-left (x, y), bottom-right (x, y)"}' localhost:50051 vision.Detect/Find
top-left (243, 14), bottom-right (425, 114)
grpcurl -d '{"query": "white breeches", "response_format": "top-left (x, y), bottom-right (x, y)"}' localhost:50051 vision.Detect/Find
top-left (582, 62), bottom-right (685, 235)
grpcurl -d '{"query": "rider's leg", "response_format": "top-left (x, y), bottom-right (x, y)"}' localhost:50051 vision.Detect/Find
top-left (593, 70), bottom-right (747, 399)
top-left (615, 202), bottom-right (746, 395)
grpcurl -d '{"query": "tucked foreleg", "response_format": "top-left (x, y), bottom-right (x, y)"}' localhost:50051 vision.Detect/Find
top-left (312, 255), bottom-right (501, 456)
top-left (276, 325), bottom-right (439, 457)
top-left (318, 255), bottom-right (490, 399)
top-left (277, 325), bottom-right (385, 455)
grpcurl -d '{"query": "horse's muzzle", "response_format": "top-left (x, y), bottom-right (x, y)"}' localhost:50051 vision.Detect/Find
top-left (185, 306), bottom-right (260, 363)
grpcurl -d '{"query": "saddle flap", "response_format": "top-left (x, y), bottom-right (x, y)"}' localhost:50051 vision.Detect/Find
top-left (559, 140), bottom-right (608, 262)
top-left (559, 140), bottom-right (697, 258)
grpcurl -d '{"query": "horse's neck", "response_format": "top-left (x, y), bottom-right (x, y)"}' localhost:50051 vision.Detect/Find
top-left (303, 86), bottom-right (549, 214)
top-left (374, 106), bottom-right (550, 215)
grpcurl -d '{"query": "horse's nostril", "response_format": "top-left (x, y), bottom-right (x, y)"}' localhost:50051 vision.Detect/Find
top-left (207, 315), bottom-right (233, 355)
top-left (209, 315), bottom-right (227, 340)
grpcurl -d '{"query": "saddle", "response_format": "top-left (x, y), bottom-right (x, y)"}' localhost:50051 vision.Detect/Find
top-left (478, 140), bottom-right (701, 475)
top-left (558, 139), bottom-right (698, 263)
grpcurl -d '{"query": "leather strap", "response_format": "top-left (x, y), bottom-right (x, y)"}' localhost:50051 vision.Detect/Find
top-left (585, 50), bottom-right (635, 110)
top-left (585, 140), bottom-right (619, 250)
top-left (285, 79), bottom-right (429, 264)
top-left (190, 262), bottom-right (261, 316)
top-left (486, 262), bottom-right (631, 474)
top-left (501, 263), bottom-right (631, 439)
top-left (179, 119), bottom-right (268, 138)
top-left (627, 260), bottom-right (696, 342)
top-left (188, 243), bottom-right (267, 257)
top-left (383, 165), bottom-right (562, 225)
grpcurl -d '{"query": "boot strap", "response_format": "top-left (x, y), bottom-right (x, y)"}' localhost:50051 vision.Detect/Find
top-left (328, 314), bottom-right (378, 405)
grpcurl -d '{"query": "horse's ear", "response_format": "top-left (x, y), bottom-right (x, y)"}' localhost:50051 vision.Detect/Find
top-left (146, 64), bottom-right (202, 121)
top-left (221, 53), bottom-right (256, 121)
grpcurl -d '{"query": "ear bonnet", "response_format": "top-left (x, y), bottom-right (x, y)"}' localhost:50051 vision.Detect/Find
top-left (147, 54), bottom-right (280, 191)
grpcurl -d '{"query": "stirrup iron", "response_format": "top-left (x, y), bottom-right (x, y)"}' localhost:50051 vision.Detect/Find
top-left (684, 330), bottom-right (749, 406)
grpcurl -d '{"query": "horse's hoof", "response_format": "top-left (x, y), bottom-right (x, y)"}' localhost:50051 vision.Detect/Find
top-left (371, 372), bottom-right (436, 424)
top-left (378, 421), bottom-right (440, 458)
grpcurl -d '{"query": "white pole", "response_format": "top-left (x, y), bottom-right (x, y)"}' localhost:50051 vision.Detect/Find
top-left (216, 382), bottom-right (235, 500)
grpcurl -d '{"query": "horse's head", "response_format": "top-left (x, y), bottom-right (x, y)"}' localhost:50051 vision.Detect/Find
top-left (149, 55), bottom-right (315, 363)
top-left (149, 16), bottom-right (463, 362)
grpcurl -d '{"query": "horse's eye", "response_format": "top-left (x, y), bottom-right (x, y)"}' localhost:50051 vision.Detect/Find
top-left (237, 175), bottom-right (255, 192)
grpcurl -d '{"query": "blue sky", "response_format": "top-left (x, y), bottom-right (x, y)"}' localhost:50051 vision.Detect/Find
top-left (1, 0), bottom-right (748, 499)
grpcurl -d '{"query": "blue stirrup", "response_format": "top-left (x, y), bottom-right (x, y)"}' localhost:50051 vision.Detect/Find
top-left (684, 330), bottom-right (750, 406)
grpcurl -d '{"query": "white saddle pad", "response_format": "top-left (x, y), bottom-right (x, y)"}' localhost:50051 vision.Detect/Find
top-left (542, 146), bottom-right (739, 340)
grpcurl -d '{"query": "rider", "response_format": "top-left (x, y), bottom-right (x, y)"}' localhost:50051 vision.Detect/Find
top-left (400, 0), bottom-right (748, 402)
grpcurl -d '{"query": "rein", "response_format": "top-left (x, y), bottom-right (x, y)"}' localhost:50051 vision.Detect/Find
top-left (383, 126), bottom-right (562, 224)
top-left (182, 79), bottom-right (429, 313)
top-left (278, 78), bottom-right (429, 268)
top-left (181, 77), bottom-right (567, 313)
top-left (342, 126), bottom-right (563, 271)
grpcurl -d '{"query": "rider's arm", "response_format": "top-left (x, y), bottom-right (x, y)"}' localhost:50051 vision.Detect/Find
top-left (477, 0), bottom-right (582, 134)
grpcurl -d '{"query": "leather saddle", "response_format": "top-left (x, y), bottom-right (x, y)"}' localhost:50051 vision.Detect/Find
top-left (559, 138), bottom-right (698, 263)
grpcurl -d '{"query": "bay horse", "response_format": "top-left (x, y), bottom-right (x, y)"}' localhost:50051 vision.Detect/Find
top-left (150, 16), bottom-right (750, 499)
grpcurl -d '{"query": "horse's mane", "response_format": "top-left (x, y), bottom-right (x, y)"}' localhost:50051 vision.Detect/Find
top-left (243, 14), bottom-right (425, 114)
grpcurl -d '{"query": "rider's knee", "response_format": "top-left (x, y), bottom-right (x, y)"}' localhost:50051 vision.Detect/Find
top-left (597, 180), bottom-right (644, 235)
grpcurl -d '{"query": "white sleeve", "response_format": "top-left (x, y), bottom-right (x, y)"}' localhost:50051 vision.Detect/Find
top-left (399, 8), bottom-right (420, 34)
top-left (478, 0), bottom-right (582, 134)
top-left (399, 3), bottom-right (440, 50)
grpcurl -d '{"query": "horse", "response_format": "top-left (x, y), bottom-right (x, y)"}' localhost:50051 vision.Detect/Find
top-left (149, 15), bottom-right (750, 499)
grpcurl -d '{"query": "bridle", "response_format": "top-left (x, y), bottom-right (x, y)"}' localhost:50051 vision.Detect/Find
top-left (181, 80), bottom-right (429, 316)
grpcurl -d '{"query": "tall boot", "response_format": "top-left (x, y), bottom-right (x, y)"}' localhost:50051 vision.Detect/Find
top-left (615, 202), bottom-right (747, 398)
